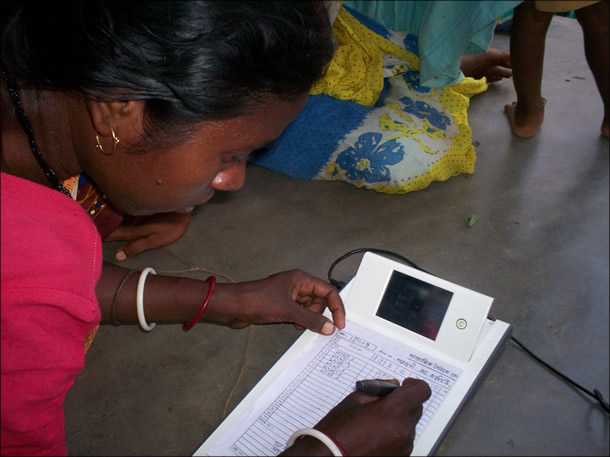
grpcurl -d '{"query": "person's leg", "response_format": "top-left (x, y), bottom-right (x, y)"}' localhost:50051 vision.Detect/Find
top-left (504, 0), bottom-right (553, 138)
top-left (574, 2), bottom-right (609, 137)
top-left (460, 48), bottom-right (512, 82)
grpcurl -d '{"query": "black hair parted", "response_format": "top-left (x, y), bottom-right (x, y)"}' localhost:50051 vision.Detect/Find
top-left (1, 0), bottom-right (334, 142)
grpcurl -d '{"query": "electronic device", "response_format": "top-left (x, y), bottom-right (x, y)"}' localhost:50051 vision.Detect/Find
top-left (194, 252), bottom-right (512, 456)
top-left (345, 252), bottom-right (494, 363)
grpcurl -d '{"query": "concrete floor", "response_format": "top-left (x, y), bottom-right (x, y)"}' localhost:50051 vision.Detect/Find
top-left (64, 17), bottom-right (609, 456)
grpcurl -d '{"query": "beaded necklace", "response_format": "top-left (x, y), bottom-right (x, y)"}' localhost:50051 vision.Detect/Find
top-left (2, 70), bottom-right (72, 197)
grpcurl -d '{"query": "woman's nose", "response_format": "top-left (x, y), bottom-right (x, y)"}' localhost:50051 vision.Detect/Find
top-left (210, 160), bottom-right (247, 191)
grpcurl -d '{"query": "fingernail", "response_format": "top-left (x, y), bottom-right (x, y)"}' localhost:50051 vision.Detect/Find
top-left (115, 250), bottom-right (127, 261)
top-left (321, 322), bottom-right (335, 335)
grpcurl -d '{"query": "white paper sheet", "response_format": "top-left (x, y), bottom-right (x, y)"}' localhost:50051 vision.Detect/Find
top-left (207, 321), bottom-right (461, 456)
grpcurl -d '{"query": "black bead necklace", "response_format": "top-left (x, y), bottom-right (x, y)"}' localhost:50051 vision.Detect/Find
top-left (2, 70), bottom-right (72, 197)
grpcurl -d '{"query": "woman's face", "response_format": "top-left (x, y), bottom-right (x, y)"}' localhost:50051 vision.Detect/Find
top-left (86, 94), bottom-right (308, 216)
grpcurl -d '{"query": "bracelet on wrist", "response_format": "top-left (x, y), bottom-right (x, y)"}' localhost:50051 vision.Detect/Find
top-left (183, 275), bottom-right (216, 331)
top-left (286, 428), bottom-right (345, 456)
top-left (137, 267), bottom-right (157, 331)
top-left (111, 269), bottom-right (140, 326)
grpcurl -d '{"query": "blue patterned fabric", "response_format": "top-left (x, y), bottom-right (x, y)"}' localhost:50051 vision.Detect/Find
top-left (334, 132), bottom-right (405, 183)
top-left (251, 95), bottom-right (372, 180)
top-left (250, 4), bottom-right (490, 194)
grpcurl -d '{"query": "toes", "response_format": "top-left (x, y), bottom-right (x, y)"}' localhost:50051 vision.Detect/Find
top-left (487, 66), bottom-right (512, 82)
top-left (497, 66), bottom-right (513, 79)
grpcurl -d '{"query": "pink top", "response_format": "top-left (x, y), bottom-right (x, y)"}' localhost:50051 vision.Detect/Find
top-left (1, 172), bottom-right (102, 456)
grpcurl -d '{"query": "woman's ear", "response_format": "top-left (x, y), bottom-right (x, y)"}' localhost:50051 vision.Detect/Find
top-left (86, 98), bottom-right (146, 146)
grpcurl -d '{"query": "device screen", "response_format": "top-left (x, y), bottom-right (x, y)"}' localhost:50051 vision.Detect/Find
top-left (375, 270), bottom-right (453, 340)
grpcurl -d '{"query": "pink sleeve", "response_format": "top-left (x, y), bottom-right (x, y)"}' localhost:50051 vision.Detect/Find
top-left (1, 173), bottom-right (102, 456)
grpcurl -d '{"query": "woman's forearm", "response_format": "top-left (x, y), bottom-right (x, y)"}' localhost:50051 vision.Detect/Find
top-left (96, 261), bottom-right (212, 325)
top-left (96, 262), bottom-right (344, 332)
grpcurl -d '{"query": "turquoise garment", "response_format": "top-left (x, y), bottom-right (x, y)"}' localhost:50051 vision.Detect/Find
top-left (344, 0), bottom-right (522, 87)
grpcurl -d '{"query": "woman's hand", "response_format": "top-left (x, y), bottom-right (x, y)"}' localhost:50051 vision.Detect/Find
top-left (204, 270), bottom-right (345, 334)
top-left (104, 211), bottom-right (192, 261)
top-left (281, 378), bottom-right (432, 456)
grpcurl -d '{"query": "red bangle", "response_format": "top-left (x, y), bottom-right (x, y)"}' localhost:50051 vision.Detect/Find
top-left (183, 276), bottom-right (216, 331)
top-left (322, 431), bottom-right (346, 456)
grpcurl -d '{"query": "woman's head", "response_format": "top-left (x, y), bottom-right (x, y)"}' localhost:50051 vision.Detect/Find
top-left (2, 0), bottom-right (333, 145)
top-left (1, 1), bottom-right (333, 214)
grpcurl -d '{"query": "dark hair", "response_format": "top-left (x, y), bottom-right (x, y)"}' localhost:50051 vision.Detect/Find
top-left (1, 0), bottom-right (334, 145)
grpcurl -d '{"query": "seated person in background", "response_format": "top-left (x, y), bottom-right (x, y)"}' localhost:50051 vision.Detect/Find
top-left (343, 0), bottom-right (515, 83)
top-left (250, 0), bottom-right (521, 195)
top-left (0, 1), bottom-right (430, 456)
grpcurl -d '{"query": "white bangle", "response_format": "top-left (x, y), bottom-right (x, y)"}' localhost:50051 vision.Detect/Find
top-left (136, 267), bottom-right (157, 331)
top-left (286, 428), bottom-right (344, 456)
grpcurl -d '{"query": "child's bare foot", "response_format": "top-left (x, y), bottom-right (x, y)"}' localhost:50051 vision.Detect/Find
top-left (504, 98), bottom-right (546, 138)
top-left (461, 48), bottom-right (513, 82)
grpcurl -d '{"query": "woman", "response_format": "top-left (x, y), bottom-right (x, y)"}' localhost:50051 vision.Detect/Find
top-left (73, 0), bottom-right (520, 263)
top-left (0, 1), bottom-right (430, 456)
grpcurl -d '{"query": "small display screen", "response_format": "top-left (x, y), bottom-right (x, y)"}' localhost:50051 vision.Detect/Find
top-left (375, 270), bottom-right (453, 341)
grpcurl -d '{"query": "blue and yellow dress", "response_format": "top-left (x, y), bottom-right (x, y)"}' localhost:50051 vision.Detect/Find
top-left (250, 2), bottom-right (520, 194)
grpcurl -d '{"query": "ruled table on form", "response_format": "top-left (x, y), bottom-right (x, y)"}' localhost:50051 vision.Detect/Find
top-left (206, 321), bottom-right (461, 456)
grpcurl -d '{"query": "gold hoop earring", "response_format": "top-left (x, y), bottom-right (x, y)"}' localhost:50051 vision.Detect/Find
top-left (95, 134), bottom-right (111, 155)
top-left (111, 128), bottom-right (120, 154)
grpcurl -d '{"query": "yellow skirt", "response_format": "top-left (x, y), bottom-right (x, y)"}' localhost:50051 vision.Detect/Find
top-left (314, 7), bottom-right (489, 194)
top-left (251, 6), bottom-right (490, 194)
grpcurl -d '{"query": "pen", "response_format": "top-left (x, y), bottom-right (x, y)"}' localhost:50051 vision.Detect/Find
top-left (355, 379), bottom-right (400, 396)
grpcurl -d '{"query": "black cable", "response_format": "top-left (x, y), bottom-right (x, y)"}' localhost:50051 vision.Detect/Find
top-left (328, 248), bottom-right (610, 415)
top-left (509, 333), bottom-right (609, 413)
top-left (327, 247), bottom-right (432, 290)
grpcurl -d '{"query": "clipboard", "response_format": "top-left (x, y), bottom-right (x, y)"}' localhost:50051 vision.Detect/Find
top-left (194, 253), bottom-right (512, 456)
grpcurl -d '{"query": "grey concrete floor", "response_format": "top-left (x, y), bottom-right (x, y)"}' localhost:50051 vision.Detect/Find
top-left (64, 17), bottom-right (609, 456)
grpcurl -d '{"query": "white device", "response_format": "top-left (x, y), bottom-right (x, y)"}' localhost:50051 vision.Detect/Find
top-left (194, 252), bottom-right (512, 456)
top-left (345, 252), bottom-right (494, 363)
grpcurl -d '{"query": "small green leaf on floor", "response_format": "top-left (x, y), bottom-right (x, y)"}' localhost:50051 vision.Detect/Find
top-left (472, 141), bottom-right (480, 147)
top-left (465, 214), bottom-right (480, 227)
top-left (506, 439), bottom-right (515, 448)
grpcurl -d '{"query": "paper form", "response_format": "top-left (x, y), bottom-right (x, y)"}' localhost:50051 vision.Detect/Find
top-left (207, 321), bottom-right (461, 456)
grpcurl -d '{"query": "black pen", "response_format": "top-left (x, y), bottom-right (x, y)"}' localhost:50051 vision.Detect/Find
top-left (355, 379), bottom-right (400, 396)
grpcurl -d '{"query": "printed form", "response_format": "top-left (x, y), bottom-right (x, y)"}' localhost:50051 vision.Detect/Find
top-left (206, 321), bottom-right (461, 456)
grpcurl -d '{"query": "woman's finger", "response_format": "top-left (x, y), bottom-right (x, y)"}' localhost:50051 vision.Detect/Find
top-left (289, 304), bottom-right (336, 335)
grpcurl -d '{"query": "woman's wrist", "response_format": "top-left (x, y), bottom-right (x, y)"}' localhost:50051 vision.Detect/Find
top-left (99, 266), bottom-right (213, 325)
top-left (142, 275), bottom-right (213, 324)
top-left (280, 435), bottom-right (333, 456)
top-left (183, 275), bottom-right (216, 330)
top-left (197, 281), bottom-right (252, 327)
top-left (99, 263), bottom-right (260, 328)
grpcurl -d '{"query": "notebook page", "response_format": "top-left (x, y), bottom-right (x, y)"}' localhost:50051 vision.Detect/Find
top-left (207, 320), bottom-right (461, 456)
